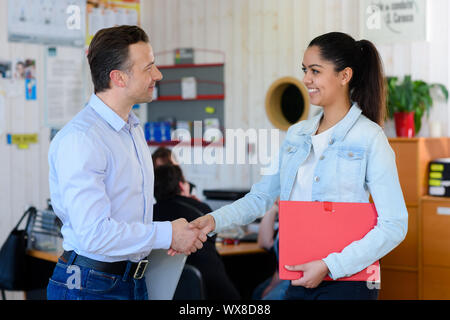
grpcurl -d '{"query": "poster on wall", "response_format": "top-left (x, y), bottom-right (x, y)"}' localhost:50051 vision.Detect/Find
top-left (23, 59), bottom-right (37, 100)
top-left (0, 88), bottom-right (5, 137)
top-left (361, 0), bottom-right (427, 44)
top-left (86, 0), bottom-right (141, 47)
top-left (45, 47), bottom-right (86, 128)
top-left (0, 61), bottom-right (12, 79)
top-left (8, 0), bottom-right (86, 47)
top-left (13, 59), bottom-right (35, 80)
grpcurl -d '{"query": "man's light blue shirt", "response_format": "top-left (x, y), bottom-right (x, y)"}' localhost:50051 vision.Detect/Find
top-left (49, 94), bottom-right (172, 263)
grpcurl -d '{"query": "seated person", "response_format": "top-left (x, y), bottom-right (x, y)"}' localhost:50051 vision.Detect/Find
top-left (152, 146), bottom-right (178, 167)
top-left (152, 147), bottom-right (198, 198)
top-left (153, 164), bottom-right (240, 300)
top-left (252, 199), bottom-right (290, 300)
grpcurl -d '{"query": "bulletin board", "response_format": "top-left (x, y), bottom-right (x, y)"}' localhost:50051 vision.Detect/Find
top-left (8, 0), bottom-right (86, 47)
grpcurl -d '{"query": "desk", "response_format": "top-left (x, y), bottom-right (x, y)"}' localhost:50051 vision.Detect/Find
top-left (27, 249), bottom-right (60, 263)
top-left (22, 250), bottom-right (60, 300)
top-left (216, 242), bottom-right (266, 256)
top-left (28, 242), bottom-right (265, 261)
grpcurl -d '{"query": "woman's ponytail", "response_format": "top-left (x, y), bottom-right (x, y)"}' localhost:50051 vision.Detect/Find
top-left (351, 40), bottom-right (386, 126)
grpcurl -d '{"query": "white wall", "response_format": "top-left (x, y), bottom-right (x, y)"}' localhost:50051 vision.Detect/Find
top-left (145, 0), bottom-right (450, 194)
top-left (0, 0), bottom-right (52, 300)
top-left (146, 0), bottom-right (449, 136)
top-left (0, 0), bottom-right (449, 299)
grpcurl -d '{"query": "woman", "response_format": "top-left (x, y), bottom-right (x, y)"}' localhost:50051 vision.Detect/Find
top-left (189, 32), bottom-right (408, 300)
top-left (153, 164), bottom-right (241, 300)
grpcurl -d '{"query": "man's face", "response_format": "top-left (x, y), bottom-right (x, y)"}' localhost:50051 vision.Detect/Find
top-left (124, 41), bottom-right (163, 104)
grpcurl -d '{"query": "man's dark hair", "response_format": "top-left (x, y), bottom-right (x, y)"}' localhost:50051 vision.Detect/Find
top-left (152, 147), bottom-right (174, 167)
top-left (154, 165), bottom-right (186, 202)
top-left (87, 25), bottom-right (149, 93)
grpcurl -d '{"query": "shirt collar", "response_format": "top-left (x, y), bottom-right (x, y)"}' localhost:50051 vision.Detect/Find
top-left (128, 110), bottom-right (141, 128)
top-left (88, 94), bottom-right (140, 131)
top-left (296, 103), bottom-right (362, 142)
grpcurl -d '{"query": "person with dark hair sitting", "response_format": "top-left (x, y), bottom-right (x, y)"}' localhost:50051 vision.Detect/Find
top-left (153, 164), bottom-right (241, 300)
top-left (152, 147), bottom-right (198, 199)
top-left (152, 146), bottom-right (178, 168)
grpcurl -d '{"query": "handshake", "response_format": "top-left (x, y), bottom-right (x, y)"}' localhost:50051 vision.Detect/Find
top-left (168, 214), bottom-right (216, 256)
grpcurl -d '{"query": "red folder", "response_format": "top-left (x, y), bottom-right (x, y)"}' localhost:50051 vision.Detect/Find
top-left (279, 201), bottom-right (380, 282)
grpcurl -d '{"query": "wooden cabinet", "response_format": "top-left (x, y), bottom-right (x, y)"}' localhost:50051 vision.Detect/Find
top-left (421, 196), bottom-right (450, 299)
top-left (379, 138), bottom-right (450, 300)
top-left (380, 205), bottom-right (418, 268)
top-left (379, 269), bottom-right (418, 300)
top-left (422, 197), bottom-right (450, 267)
top-left (423, 266), bottom-right (450, 300)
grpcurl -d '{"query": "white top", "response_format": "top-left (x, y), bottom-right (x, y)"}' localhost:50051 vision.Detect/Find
top-left (289, 125), bottom-right (335, 201)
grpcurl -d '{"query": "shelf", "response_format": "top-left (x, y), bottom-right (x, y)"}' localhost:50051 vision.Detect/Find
top-left (148, 61), bottom-right (225, 131)
top-left (154, 94), bottom-right (224, 101)
top-left (158, 63), bottom-right (224, 69)
top-left (388, 137), bottom-right (448, 142)
top-left (148, 138), bottom-right (224, 147)
top-left (420, 195), bottom-right (450, 202)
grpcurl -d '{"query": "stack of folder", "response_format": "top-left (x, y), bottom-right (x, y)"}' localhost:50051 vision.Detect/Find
top-left (428, 158), bottom-right (450, 197)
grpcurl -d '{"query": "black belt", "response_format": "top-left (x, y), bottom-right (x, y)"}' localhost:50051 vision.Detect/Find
top-left (60, 251), bottom-right (149, 280)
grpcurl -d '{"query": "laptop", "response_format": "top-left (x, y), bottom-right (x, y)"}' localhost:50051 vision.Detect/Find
top-left (144, 249), bottom-right (187, 300)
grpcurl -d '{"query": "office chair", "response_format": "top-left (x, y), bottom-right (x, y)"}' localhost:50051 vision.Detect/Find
top-left (173, 264), bottom-right (206, 300)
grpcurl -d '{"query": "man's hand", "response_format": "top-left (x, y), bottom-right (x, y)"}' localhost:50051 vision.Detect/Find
top-left (170, 218), bottom-right (205, 255)
top-left (167, 215), bottom-right (215, 256)
top-left (284, 260), bottom-right (329, 289)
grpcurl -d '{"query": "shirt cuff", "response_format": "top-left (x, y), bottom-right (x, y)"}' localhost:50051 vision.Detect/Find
top-left (151, 221), bottom-right (172, 250)
top-left (322, 254), bottom-right (345, 280)
top-left (209, 212), bottom-right (222, 234)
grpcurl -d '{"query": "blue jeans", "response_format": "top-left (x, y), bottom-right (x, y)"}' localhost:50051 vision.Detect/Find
top-left (252, 276), bottom-right (291, 300)
top-left (284, 281), bottom-right (379, 300)
top-left (46, 252), bottom-right (148, 300)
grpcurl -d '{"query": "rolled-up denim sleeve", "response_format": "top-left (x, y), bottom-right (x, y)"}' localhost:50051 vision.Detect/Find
top-left (322, 130), bottom-right (408, 280)
top-left (54, 131), bottom-right (172, 258)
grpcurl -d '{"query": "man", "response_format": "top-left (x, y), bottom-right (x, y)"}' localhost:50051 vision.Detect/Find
top-left (47, 25), bottom-right (205, 300)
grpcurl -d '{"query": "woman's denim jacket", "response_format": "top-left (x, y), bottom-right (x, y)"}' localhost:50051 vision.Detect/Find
top-left (210, 104), bottom-right (408, 280)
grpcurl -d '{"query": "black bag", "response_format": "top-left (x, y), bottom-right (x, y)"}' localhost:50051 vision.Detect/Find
top-left (0, 207), bottom-right (36, 291)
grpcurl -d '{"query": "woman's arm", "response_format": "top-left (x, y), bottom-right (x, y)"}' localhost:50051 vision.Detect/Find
top-left (190, 131), bottom-right (289, 236)
top-left (322, 130), bottom-right (408, 280)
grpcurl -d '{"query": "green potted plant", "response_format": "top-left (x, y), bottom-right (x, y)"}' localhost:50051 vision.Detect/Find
top-left (386, 75), bottom-right (448, 137)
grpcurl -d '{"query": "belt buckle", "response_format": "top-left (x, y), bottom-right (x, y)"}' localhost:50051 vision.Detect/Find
top-left (133, 259), bottom-right (149, 280)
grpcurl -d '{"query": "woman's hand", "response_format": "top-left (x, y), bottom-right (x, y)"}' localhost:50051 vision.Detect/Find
top-left (284, 260), bottom-right (329, 289)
